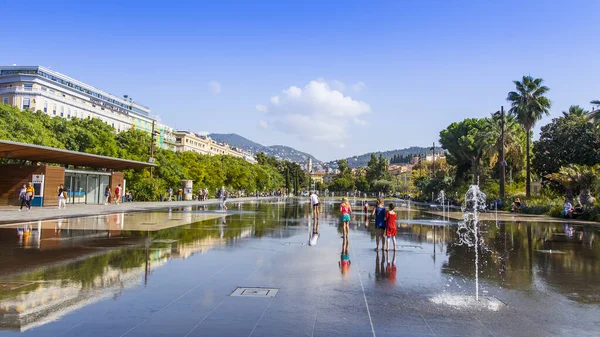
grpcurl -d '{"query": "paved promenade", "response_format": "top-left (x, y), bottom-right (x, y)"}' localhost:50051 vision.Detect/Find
top-left (0, 197), bottom-right (277, 224)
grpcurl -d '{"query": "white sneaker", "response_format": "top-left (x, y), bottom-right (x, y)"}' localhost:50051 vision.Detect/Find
top-left (18, 209), bottom-right (21, 212)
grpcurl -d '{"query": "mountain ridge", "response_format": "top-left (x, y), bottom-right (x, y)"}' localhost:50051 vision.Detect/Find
top-left (328, 146), bottom-right (432, 168)
top-left (209, 133), bottom-right (431, 168)
top-left (209, 133), bottom-right (320, 163)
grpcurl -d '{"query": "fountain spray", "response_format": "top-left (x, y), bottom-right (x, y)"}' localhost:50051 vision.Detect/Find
top-left (437, 190), bottom-right (446, 222)
top-left (456, 185), bottom-right (487, 301)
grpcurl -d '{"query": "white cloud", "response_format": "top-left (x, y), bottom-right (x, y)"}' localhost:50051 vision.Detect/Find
top-left (256, 79), bottom-right (371, 146)
top-left (352, 81), bottom-right (367, 92)
top-left (209, 81), bottom-right (221, 95)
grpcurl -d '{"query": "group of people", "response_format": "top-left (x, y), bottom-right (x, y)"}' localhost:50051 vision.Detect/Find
top-left (197, 189), bottom-right (209, 201)
top-left (104, 184), bottom-right (123, 205)
top-left (562, 200), bottom-right (583, 218)
top-left (18, 183), bottom-right (35, 212)
top-left (369, 198), bottom-right (398, 251)
top-left (340, 197), bottom-right (398, 250)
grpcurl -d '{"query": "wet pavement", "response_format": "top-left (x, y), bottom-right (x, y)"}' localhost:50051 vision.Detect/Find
top-left (0, 199), bottom-right (599, 336)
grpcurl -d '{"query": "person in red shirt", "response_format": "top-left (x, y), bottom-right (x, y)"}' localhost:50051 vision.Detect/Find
top-left (385, 203), bottom-right (397, 251)
top-left (114, 184), bottom-right (121, 205)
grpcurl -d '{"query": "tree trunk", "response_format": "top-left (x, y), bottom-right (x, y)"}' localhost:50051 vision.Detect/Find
top-left (525, 128), bottom-right (531, 198)
top-left (472, 158), bottom-right (478, 185)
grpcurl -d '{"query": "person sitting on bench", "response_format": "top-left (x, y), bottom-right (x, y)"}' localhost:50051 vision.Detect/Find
top-left (511, 198), bottom-right (522, 212)
top-left (561, 200), bottom-right (574, 218)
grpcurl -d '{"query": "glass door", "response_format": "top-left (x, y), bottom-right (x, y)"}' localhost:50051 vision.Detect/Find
top-left (87, 175), bottom-right (99, 204)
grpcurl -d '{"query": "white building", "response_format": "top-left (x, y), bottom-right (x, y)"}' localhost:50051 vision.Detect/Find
top-left (0, 66), bottom-right (175, 150)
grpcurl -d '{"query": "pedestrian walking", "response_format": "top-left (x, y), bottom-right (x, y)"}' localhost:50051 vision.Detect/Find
top-left (340, 197), bottom-right (351, 238)
top-left (23, 182), bottom-right (34, 211)
top-left (18, 184), bottom-right (27, 212)
top-left (57, 184), bottom-right (67, 209)
top-left (168, 187), bottom-right (173, 201)
top-left (114, 184), bottom-right (121, 205)
top-left (222, 191), bottom-right (228, 210)
top-left (385, 203), bottom-right (397, 251)
top-left (104, 186), bottom-right (111, 205)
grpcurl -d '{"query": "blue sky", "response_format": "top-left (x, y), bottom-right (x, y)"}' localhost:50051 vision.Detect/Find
top-left (2, 0), bottom-right (599, 161)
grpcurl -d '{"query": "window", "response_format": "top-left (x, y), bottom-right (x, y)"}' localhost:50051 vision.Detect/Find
top-left (44, 101), bottom-right (48, 113)
top-left (60, 106), bottom-right (64, 117)
top-left (23, 83), bottom-right (33, 91)
top-left (53, 104), bottom-right (57, 115)
top-left (22, 98), bottom-right (31, 110)
top-left (2, 97), bottom-right (8, 105)
top-left (67, 108), bottom-right (71, 118)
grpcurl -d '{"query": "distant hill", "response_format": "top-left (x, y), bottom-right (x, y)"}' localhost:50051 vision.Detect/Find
top-left (209, 133), bottom-right (320, 163)
top-left (330, 146), bottom-right (432, 168)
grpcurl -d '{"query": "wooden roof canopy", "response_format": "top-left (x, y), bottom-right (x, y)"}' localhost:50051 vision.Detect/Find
top-left (0, 140), bottom-right (156, 170)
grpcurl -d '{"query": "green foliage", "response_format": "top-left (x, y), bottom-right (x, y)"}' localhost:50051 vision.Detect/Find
top-left (533, 114), bottom-right (600, 178)
top-left (507, 75), bottom-right (551, 197)
top-left (439, 118), bottom-right (491, 184)
top-left (0, 104), bottom-right (287, 200)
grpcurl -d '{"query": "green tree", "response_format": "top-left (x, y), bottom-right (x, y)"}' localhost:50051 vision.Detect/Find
top-left (337, 159), bottom-right (349, 176)
top-left (507, 75), bottom-right (551, 197)
top-left (547, 164), bottom-right (600, 206)
top-left (485, 112), bottom-right (526, 180)
top-left (439, 118), bottom-right (491, 185)
top-left (532, 114), bottom-right (600, 178)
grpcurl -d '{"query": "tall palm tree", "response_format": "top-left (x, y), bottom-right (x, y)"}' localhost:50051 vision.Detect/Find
top-left (485, 111), bottom-right (524, 197)
top-left (562, 105), bottom-right (588, 118)
top-left (507, 76), bottom-right (551, 197)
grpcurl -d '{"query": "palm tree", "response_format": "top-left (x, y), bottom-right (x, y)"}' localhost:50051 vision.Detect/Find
top-left (590, 100), bottom-right (600, 126)
top-left (547, 164), bottom-right (599, 206)
top-left (507, 76), bottom-right (551, 197)
top-left (562, 105), bottom-right (588, 118)
top-left (485, 111), bottom-right (525, 197)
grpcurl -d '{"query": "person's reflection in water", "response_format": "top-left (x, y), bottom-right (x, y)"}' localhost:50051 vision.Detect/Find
top-left (375, 250), bottom-right (386, 282)
top-left (385, 250), bottom-right (397, 286)
top-left (339, 236), bottom-right (351, 276)
top-left (309, 218), bottom-right (320, 246)
top-left (364, 214), bottom-right (369, 229)
top-left (220, 215), bottom-right (227, 238)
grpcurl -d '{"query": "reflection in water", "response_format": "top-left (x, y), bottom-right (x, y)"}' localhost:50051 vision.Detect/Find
top-left (339, 236), bottom-right (350, 276)
top-left (309, 218), bottom-right (319, 246)
top-left (0, 200), bottom-right (599, 332)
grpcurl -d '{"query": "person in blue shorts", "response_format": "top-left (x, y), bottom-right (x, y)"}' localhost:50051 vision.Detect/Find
top-left (371, 197), bottom-right (386, 250)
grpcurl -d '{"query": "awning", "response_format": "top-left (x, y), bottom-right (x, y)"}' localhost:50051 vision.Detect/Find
top-left (0, 140), bottom-right (156, 170)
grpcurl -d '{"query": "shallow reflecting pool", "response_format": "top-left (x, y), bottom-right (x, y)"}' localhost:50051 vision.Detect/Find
top-left (0, 199), bottom-right (599, 336)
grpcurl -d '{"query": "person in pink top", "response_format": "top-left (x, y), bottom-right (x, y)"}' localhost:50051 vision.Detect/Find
top-left (340, 197), bottom-right (352, 238)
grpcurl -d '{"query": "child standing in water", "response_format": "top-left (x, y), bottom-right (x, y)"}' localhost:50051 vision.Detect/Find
top-left (371, 197), bottom-right (386, 250)
top-left (385, 203), bottom-right (397, 251)
top-left (340, 197), bottom-right (352, 238)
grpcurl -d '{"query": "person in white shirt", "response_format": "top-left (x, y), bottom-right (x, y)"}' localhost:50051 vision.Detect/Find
top-left (309, 191), bottom-right (320, 218)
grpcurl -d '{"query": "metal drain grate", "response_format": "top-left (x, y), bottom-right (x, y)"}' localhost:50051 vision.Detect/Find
top-left (230, 287), bottom-right (279, 297)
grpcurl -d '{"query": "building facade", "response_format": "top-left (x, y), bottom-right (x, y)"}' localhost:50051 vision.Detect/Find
top-left (0, 66), bottom-right (174, 150)
top-left (173, 131), bottom-right (256, 162)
